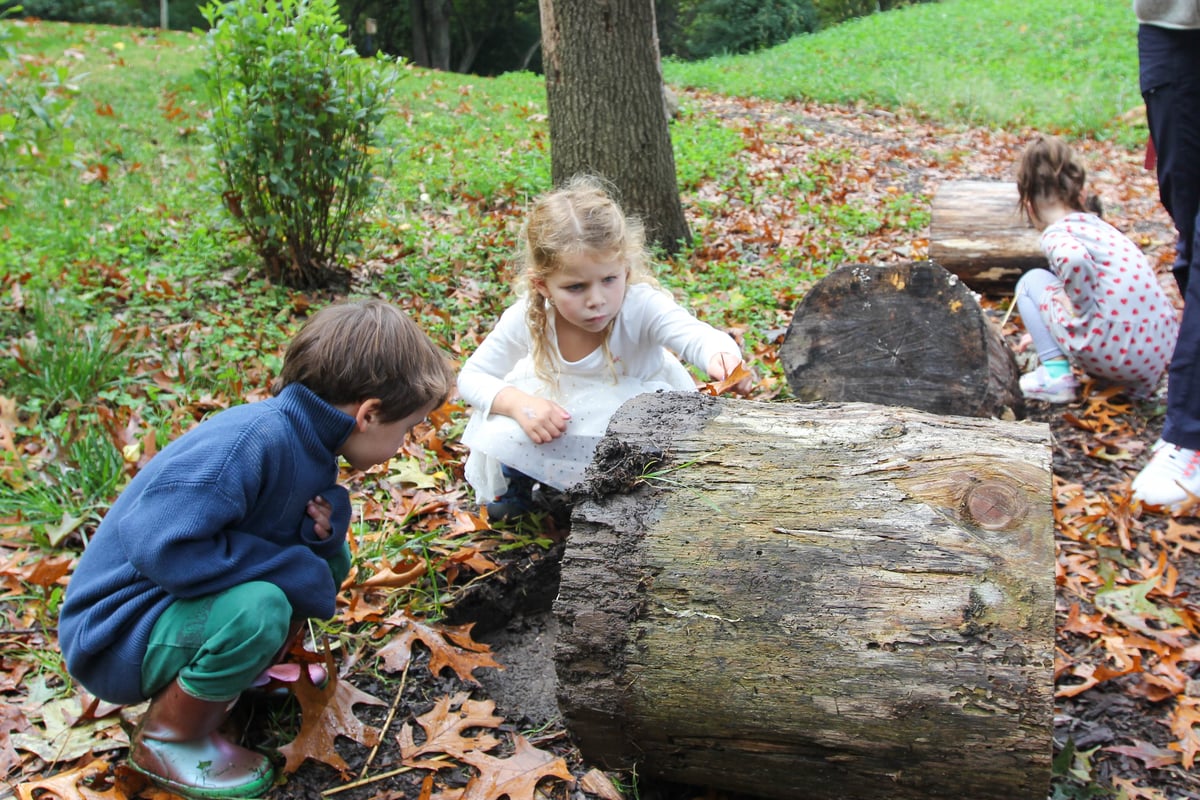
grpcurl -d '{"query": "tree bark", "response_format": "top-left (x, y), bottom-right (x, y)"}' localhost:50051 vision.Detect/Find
top-left (538, 0), bottom-right (689, 251)
top-left (555, 392), bottom-right (1053, 800)
top-left (410, 0), bottom-right (430, 67)
top-left (779, 260), bottom-right (1025, 419)
top-left (426, 0), bottom-right (452, 71)
top-left (928, 180), bottom-right (1046, 296)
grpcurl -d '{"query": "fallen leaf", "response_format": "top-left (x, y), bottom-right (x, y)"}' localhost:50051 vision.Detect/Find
top-left (278, 668), bottom-right (385, 776)
top-left (376, 614), bottom-right (502, 684)
top-left (399, 691), bottom-right (503, 766)
top-left (1104, 739), bottom-right (1180, 769)
top-left (458, 735), bottom-right (575, 800)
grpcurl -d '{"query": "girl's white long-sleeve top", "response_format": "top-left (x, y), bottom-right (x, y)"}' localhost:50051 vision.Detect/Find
top-left (457, 283), bottom-right (740, 416)
top-left (456, 283), bottom-right (742, 500)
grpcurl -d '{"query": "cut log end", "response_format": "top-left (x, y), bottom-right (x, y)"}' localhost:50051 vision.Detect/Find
top-left (780, 260), bottom-right (1025, 419)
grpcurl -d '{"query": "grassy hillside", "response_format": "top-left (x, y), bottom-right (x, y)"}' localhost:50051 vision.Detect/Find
top-left (665, 0), bottom-right (1142, 145)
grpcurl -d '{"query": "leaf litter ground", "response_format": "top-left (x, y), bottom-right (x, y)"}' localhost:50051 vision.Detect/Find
top-left (8, 90), bottom-right (1200, 800)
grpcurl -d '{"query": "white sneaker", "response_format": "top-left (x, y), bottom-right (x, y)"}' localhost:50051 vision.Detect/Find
top-left (1019, 366), bottom-right (1079, 403)
top-left (1131, 442), bottom-right (1200, 511)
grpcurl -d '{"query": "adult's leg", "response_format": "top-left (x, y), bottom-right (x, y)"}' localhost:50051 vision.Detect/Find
top-left (1140, 25), bottom-right (1200, 449)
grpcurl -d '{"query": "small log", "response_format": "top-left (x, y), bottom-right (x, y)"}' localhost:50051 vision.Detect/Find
top-left (555, 392), bottom-right (1053, 800)
top-left (779, 260), bottom-right (1024, 419)
top-left (928, 180), bottom-right (1045, 294)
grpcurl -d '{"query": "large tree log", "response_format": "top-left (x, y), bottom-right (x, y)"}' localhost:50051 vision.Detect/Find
top-left (928, 180), bottom-right (1045, 295)
top-left (779, 260), bottom-right (1025, 419)
top-left (555, 392), bottom-right (1053, 800)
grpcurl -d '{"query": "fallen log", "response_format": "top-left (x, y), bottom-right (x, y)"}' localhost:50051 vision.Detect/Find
top-left (928, 180), bottom-right (1045, 295)
top-left (779, 260), bottom-right (1025, 419)
top-left (555, 391), bottom-right (1053, 800)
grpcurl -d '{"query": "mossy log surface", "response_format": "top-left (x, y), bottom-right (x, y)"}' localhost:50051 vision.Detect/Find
top-left (780, 260), bottom-right (1025, 420)
top-left (554, 392), bottom-right (1053, 800)
top-left (928, 180), bottom-right (1045, 295)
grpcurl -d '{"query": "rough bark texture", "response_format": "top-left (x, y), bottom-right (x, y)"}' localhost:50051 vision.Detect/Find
top-left (779, 260), bottom-right (1025, 420)
top-left (554, 392), bottom-right (1053, 800)
top-left (928, 180), bottom-right (1046, 295)
top-left (538, 0), bottom-right (689, 250)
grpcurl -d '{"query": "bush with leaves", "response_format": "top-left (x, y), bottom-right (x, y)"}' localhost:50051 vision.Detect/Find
top-left (200, 0), bottom-right (399, 289)
top-left (665, 0), bottom-right (816, 60)
top-left (0, 7), bottom-right (77, 208)
top-left (0, 0), bottom-right (142, 24)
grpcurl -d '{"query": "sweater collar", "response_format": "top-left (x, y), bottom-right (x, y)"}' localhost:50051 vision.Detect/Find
top-left (275, 383), bottom-right (357, 455)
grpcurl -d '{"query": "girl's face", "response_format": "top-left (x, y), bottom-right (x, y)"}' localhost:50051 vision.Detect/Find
top-left (536, 251), bottom-right (628, 334)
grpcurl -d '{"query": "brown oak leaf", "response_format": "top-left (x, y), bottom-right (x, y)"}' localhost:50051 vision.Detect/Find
top-left (398, 691), bottom-right (503, 768)
top-left (376, 614), bottom-right (502, 684)
top-left (278, 669), bottom-right (385, 776)
top-left (458, 735), bottom-right (575, 800)
top-left (1104, 739), bottom-right (1181, 769)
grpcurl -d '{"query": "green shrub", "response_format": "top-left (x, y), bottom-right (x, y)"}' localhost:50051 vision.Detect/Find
top-left (667, 0), bottom-right (816, 60)
top-left (0, 0), bottom-right (141, 25)
top-left (200, 0), bottom-right (399, 289)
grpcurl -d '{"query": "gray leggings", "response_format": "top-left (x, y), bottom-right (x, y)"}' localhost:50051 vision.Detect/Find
top-left (1015, 268), bottom-right (1068, 364)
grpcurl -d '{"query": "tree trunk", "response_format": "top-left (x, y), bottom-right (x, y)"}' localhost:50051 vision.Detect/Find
top-left (928, 180), bottom-right (1045, 296)
top-left (538, 0), bottom-right (689, 251)
top-left (410, 0), bottom-right (430, 67)
top-left (779, 260), bottom-right (1025, 419)
top-left (555, 392), bottom-right (1054, 800)
top-left (426, 0), bottom-right (452, 71)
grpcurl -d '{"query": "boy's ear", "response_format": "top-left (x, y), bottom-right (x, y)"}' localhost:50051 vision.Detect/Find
top-left (354, 398), bottom-right (383, 429)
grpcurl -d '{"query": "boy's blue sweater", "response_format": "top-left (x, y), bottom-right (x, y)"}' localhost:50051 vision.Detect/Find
top-left (58, 383), bottom-right (356, 705)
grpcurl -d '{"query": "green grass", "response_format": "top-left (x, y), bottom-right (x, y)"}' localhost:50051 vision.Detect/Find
top-left (664, 0), bottom-right (1142, 146)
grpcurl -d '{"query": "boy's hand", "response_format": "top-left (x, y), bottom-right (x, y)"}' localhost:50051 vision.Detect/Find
top-left (707, 352), bottom-right (754, 395)
top-left (493, 387), bottom-right (571, 444)
top-left (307, 496), bottom-right (333, 540)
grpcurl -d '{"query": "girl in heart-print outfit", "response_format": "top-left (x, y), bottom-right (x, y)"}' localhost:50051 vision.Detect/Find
top-left (1013, 134), bottom-right (1179, 403)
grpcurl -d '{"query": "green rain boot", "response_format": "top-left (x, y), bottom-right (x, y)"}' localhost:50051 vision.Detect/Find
top-left (130, 679), bottom-right (274, 799)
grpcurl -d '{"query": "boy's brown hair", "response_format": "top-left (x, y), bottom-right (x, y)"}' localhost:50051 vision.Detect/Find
top-left (273, 298), bottom-right (455, 422)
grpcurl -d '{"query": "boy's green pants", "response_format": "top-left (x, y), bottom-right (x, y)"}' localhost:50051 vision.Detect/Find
top-left (140, 581), bottom-right (292, 702)
top-left (140, 546), bottom-right (351, 701)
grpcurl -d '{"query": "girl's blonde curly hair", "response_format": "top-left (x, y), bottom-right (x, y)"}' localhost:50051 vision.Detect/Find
top-left (516, 174), bottom-right (660, 389)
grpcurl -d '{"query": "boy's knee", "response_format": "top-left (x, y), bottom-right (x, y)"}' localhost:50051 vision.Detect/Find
top-left (211, 582), bottom-right (293, 648)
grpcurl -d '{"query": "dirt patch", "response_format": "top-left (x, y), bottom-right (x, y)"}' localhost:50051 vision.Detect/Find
top-left (476, 612), bottom-right (562, 729)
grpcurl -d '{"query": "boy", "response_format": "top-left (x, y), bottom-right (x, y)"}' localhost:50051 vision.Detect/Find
top-left (58, 299), bottom-right (455, 799)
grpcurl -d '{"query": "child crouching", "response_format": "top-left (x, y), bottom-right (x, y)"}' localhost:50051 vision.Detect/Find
top-left (58, 299), bottom-right (455, 799)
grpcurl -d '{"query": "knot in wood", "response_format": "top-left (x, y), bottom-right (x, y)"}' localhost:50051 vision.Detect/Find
top-left (963, 481), bottom-right (1025, 530)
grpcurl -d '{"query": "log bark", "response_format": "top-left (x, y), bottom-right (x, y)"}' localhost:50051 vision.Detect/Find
top-left (779, 260), bottom-right (1025, 419)
top-left (928, 180), bottom-right (1045, 295)
top-left (555, 392), bottom-right (1053, 800)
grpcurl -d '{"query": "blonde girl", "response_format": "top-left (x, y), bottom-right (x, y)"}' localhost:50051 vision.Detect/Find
top-left (457, 175), bottom-right (751, 519)
top-left (1013, 134), bottom-right (1178, 403)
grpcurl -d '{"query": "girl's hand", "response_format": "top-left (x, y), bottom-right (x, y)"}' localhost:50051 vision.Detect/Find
top-left (708, 352), bottom-right (754, 395)
top-left (307, 496), bottom-right (333, 540)
top-left (493, 387), bottom-right (572, 444)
